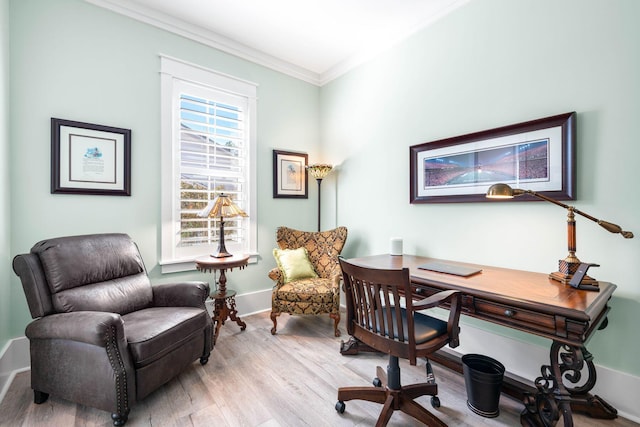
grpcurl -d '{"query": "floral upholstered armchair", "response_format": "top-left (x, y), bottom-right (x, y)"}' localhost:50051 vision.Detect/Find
top-left (269, 226), bottom-right (348, 337)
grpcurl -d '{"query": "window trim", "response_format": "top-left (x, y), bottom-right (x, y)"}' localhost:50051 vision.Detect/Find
top-left (159, 55), bottom-right (258, 273)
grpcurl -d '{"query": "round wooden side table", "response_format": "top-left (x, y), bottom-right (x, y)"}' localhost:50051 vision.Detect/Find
top-left (195, 254), bottom-right (249, 344)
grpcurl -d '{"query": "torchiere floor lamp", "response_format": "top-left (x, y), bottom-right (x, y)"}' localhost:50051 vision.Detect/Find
top-left (306, 164), bottom-right (333, 231)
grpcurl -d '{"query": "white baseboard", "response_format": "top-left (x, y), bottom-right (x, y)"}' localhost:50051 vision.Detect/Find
top-left (3, 289), bottom-right (639, 424)
top-left (204, 287), bottom-right (272, 318)
top-left (0, 336), bottom-right (29, 404)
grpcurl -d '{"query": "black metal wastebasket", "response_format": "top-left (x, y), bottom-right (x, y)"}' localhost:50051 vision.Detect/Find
top-left (462, 354), bottom-right (505, 418)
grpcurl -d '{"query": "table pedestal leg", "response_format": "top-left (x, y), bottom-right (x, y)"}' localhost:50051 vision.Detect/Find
top-left (226, 294), bottom-right (247, 331)
top-left (218, 269), bottom-right (228, 293)
top-left (196, 255), bottom-right (250, 344)
top-left (212, 293), bottom-right (247, 344)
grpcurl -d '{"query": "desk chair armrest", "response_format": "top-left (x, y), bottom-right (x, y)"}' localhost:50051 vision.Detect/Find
top-left (153, 281), bottom-right (210, 307)
top-left (413, 290), bottom-right (462, 348)
top-left (412, 289), bottom-right (459, 310)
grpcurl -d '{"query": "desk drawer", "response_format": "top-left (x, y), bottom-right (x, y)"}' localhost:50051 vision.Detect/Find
top-left (473, 299), bottom-right (556, 335)
top-left (412, 285), bottom-right (571, 339)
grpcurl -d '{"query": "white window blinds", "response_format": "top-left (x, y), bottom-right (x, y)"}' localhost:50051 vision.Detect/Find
top-left (177, 86), bottom-right (247, 248)
top-left (160, 56), bottom-right (257, 271)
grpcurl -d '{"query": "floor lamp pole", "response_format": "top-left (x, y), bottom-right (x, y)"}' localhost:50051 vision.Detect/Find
top-left (306, 163), bottom-right (333, 232)
top-left (316, 178), bottom-right (323, 232)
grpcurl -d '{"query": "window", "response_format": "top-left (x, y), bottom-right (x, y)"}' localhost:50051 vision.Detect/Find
top-left (160, 56), bottom-right (257, 272)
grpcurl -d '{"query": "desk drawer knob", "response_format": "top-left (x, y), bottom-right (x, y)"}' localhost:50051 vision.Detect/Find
top-left (504, 309), bottom-right (515, 318)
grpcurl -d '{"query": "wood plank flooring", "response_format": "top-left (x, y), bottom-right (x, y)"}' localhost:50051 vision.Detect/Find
top-left (1, 310), bottom-right (638, 426)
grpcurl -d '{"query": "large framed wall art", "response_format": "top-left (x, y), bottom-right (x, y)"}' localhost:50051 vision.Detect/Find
top-left (410, 112), bottom-right (576, 203)
top-left (51, 118), bottom-right (131, 196)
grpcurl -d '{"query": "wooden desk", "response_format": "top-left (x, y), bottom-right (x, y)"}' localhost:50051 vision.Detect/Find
top-left (341, 254), bottom-right (617, 427)
top-left (195, 254), bottom-right (249, 344)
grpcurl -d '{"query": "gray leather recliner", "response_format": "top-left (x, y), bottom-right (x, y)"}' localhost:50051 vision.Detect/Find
top-left (12, 233), bottom-right (214, 426)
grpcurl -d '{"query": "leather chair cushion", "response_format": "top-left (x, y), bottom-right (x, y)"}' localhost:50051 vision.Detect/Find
top-left (376, 307), bottom-right (448, 344)
top-left (123, 307), bottom-right (209, 368)
top-left (32, 233), bottom-right (146, 293)
top-left (52, 273), bottom-right (153, 314)
top-left (273, 277), bottom-right (337, 304)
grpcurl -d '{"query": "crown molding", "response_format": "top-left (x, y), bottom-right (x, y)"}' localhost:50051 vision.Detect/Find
top-left (84, 0), bottom-right (323, 85)
top-left (85, 0), bottom-right (470, 87)
top-left (318, 0), bottom-right (471, 86)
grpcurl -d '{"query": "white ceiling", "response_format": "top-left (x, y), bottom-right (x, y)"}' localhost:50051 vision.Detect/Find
top-left (86, 0), bottom-right (469, 85)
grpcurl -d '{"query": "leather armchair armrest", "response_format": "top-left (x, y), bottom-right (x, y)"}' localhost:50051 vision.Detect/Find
top-left (152, 281), bottom-right (210, 307)
top-left (25, 311), bottom-right (124, 347)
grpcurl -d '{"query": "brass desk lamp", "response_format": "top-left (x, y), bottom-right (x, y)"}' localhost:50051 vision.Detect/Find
top-left (486, 183), bottom-right (633, 285)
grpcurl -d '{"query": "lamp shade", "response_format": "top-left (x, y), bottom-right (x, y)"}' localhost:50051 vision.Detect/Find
top-left (198, 194), bottom-right (248, 219)
top-left (306, 164), bottom-right (333, 180)
top-left (197, 194), bottom-right (247, 257)
top-left (486, 183), bottom-right (516, 198)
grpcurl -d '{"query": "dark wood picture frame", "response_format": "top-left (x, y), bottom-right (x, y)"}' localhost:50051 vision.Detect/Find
top-left (410, 112), bottom-right (576, 203)
top-left (51, 118), bottom-right (131, 196)
top-left (273, 150), bottom-right (308, 198)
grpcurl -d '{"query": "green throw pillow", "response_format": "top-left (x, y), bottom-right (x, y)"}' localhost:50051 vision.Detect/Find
top-left (273, 247), bottom-right (318, 283)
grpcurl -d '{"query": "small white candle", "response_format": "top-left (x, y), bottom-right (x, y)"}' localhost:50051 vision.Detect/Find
top-left (390, 238), bottom-right (403, 256)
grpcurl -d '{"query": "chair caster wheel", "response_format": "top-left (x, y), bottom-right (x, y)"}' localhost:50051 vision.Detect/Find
top-left (431, 396), bottom-right (441, 408)
top-left (335, 400), bottom-right (346, 414)
top-left (373, 377), bottom-right (382, 387)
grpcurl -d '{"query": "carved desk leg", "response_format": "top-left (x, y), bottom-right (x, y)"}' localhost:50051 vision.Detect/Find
top-left (339, 336), bottom-right (378, 355)
top-left (521, 340), bottom-right (617, 427)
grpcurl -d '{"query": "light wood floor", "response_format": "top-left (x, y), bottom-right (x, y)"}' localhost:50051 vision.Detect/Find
top-left (1, 311), bottom-right (637, 427)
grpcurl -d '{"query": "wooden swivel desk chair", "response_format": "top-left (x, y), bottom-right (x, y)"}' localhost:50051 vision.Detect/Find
top-left (336, 257), bottom-right (462, 427)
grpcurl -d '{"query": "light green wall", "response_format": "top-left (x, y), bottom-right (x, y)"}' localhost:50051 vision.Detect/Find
top-left (7, 0), bottom-right (319, 337)
top-left (0, 0), bottom-right (10, 351)
top-left (321, 0), bottom-right (640, 376)
top-left (5, 0), bottom-right (640, 384)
